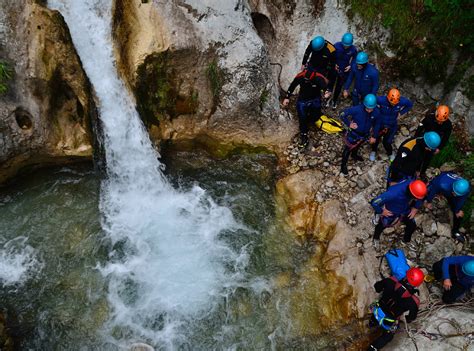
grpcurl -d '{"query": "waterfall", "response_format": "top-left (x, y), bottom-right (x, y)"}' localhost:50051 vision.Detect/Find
top-left (47, 1), bottom-right (246, 348)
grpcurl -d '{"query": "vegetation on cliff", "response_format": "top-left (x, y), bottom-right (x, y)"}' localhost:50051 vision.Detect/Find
top-left (347, 0), bottom-right (474, 98)
top-left (0, 61), bottom-right (13, 95)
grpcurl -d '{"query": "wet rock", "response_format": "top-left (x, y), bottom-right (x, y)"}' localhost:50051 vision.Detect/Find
top-left (130, 343), bottom-right (155, 351)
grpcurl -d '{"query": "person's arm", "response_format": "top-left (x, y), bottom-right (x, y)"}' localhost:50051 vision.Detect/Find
top-left (453, 194), bottom-right (468, 213)
top-left (339, 107), bottom-right (354, 126)
top-left (399, 97), bottom-right (414, 116)
top-left (302, 43), bottom-right (312, 66)
top-left (372, 108), bottom-right (382, 137)
top-left (425, 177), bottom-right (441, 203)
top-left (285, 77), bottom-right (300, 99)
top-left (414, 117), bottom-right (427, 138)
top-left (405, 303), bottom-right (419, 323)
top-left (439, 122), bottom-right (452, 149)
top-left (370, 190), bottom-right (397, 214)
top-left (343, 65), bottom-right (355, 91)
top-left (371, 67), bottom-right (380, 95)
top-left (374, 277), bottom-right (393, 293)
top-left (441, 256), bottom-right (471, 280)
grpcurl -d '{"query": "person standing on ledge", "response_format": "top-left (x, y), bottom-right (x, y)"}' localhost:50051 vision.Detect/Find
top-left (370, 88), bottom-right (413, 162)
top-left (282, 69), bottom-right (331, 148)
top-left (301, 35), bottom-right (337, 92)
top-left (414, 105), bottom-right (452, 176)
top-left (332, 32), bottom-right (358, 109)
top-left (370, 179), bottom-right (427, 248)
top-left (339, 94), bottom-right (380, 175)
top-left (343, 51), bottom-right (379, 106)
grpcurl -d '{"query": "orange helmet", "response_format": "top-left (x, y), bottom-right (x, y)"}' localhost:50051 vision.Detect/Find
top-left (436, 105), bottom-right (450, 122)
top-left (387, 88), bottom-right (400, 105)
top-left (409, 180), bottom-right (427, 199)
top-left (406, 267), bottom-right (424, 287)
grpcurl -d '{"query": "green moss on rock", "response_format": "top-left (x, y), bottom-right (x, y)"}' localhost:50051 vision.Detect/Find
top-left (135, 51), bottom-right (200, 126)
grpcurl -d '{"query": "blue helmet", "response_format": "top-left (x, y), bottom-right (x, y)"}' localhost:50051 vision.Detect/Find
top-left (453, 178), bottom-right (470, 196)
top-left (342, 32), bottom-right (353, 46)
top-left (363, 94), bottom-right (377, 109)
top-left (356, 51), bottom-right (368, 64)
top-left (311, 36), bottom-right (325, 51)
top-left (462, 260), bottom-right (474, 277)
top-left (423, 131), bottom-right (441, 150)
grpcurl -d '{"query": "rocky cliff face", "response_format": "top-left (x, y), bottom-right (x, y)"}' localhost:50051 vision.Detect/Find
top-left (0, 0), bottom-right (96, 184)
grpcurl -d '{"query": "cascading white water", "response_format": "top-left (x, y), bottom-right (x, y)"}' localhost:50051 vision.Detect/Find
top-left (47, 0), bottom-right (246, 348)
top-left (0, 236), bottom-right (41, 286)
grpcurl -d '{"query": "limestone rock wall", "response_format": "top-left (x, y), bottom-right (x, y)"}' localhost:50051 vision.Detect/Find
top-left (0, 0), bottom-right (96, 184)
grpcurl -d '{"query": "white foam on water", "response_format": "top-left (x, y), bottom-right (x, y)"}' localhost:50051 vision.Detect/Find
top-left (0, 237), bottom-right (41, 286)
top-left (47, 0), bottom-right (247, 348)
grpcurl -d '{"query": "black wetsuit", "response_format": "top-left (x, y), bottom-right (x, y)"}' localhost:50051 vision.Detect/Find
top-left (368, 277), bottom-right (419, 350)
top-left (389, 137), bottom-right (433, 184)
top-left (301, 41), bottom-right (336, 89)
top-left (286, 70), bottom-right (328, 145)
top-left (414, 110), bottom-right (453, 174)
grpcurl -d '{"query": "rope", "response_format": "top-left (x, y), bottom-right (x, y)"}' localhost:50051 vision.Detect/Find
top-left (269, 62), bottom-right (286, 96)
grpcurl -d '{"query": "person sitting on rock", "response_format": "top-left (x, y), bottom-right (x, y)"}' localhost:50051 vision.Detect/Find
top-left (424, 172), bottom-right (471, 243)
top-left (332, 32), bottom-right (358, 109)
top-left (339, 94), bottom-right (380, 175)
top-left (432, 255), bottom-right (474, 304)
top-left (283, 69), bottom-right (331, 148)
top-left (367, 267), bottom-right (423, 351)
top-left (370, 179), bottom-right (427, 247)
top-left (343, 51), bottom-right (379, 106)
top-left (388, 132), bottom-right (441, 186)
top-left (301, 35), bottom-right (337, 90)
top-left (414, 105), bottom-right (452, 176)
top-left (369, 89), bottom-right (413, 162)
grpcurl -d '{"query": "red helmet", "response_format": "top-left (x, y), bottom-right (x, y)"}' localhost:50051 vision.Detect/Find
top-left (408, 180), bottom-right (427, 199)
top-left (435, 105), bottom-right (449, 122)
top-left (387, 88), bottom-right (400, 105)
top-left (406, 267), bottom-right (424, 287)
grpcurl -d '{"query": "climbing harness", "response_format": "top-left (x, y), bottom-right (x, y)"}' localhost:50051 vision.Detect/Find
top-left (370, 302), bottom-right (397, 331)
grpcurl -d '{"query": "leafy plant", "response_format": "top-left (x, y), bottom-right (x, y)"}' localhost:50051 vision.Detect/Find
top-left (0, 61), bottom-right (13, 95)
top-left (206, 60), bottom-right (224, 99)
top-left (259, 88), bottom-right (269, 111)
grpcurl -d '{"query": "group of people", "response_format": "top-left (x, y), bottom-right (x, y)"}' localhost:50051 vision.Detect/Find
top-left (282, 33), bottom-right (473, 350)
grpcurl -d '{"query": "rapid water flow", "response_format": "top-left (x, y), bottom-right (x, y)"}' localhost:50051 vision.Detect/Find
top-left (47, 0), bottom-right (245, 348)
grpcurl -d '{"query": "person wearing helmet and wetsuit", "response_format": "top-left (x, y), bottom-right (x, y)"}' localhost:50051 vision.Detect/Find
top-left (367, 267), bottom-right (423, 351)
top-left (388, 132), bottom-right (441, 186)
top-left (332, 32), bottom-right (358, 109)
top-left (424, 173), bottom-right (471, 243)
top-left (339, 94), bottom-right (380, 175)
top-left (370, 89), bottom-right (413, 162)
top-left (301, 35), bottom-right (337, 91)
top-left (343, 51), bottom-right (379, 106)
top-left (432, 255), bottom-right (474, 304)
top-left (414, 105), bottom-right (452, 175)
top-left (370, 179), bottom-right (427, 247)
top-left (283, 69), bottom-right (330, 148)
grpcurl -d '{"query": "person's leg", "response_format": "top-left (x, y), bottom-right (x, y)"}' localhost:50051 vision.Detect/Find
top-left (333, 74), bottom-right (344, 106)
top-left (341, 145), bottom-right (351, 174)
top-left (382, 128), bottom-right (395, 156)
top-left (373, 220), bottom-right (385, 240)
top-left (442, 281), bottom-right (467, 304)
top-left (420, 152), bottom-right (434, 176)
top-left (351, 141), bottom-right (364, 161)
top-left (351, 90), bottom-right (361, 106)
top-left (296, 101), bottom-right (309, 146)
top-left (368, 329), bottom-right (395, 350)
top-left (432, 259), bottom-right (444, 281)
top-left (402, 217), bottom-right (417, 242)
